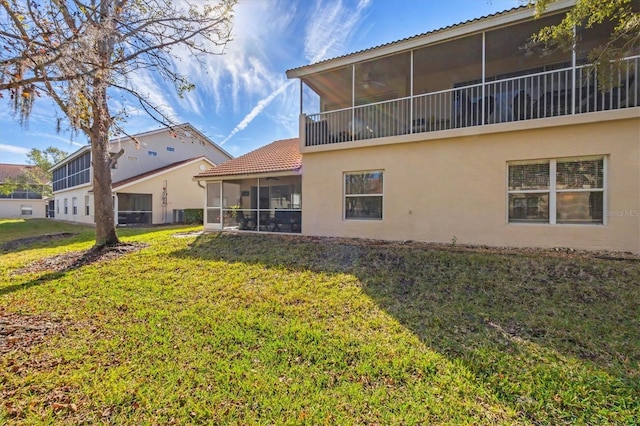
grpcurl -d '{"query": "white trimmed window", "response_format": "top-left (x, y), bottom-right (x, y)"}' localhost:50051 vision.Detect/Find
top-left (508, 156), bottom-right (605, 224)
top-left (21, 205), bottom-right (33, 215)
top-left (72, 197), bottom-right (78, 215)
top-left (85, 195), bottom-right (90, 216)
top-left (344, 171), bottom-right (383, 220)
top-left (64, 198), bottom-right (68, 214)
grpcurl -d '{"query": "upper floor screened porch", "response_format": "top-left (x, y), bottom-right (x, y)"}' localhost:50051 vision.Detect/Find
top-left (290, 6), bottom-right (640, 149)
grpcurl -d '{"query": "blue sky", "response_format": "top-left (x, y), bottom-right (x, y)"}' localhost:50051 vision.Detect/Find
top-left (0, 0), bottom-right (522, 165)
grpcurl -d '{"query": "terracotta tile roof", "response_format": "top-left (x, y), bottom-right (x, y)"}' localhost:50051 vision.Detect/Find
top-left (195, 138), bottom-right (301, 178)
top-left (0, 163), bottom-right (37, 183)
top-left (112, 157), bottom-right (210, 189)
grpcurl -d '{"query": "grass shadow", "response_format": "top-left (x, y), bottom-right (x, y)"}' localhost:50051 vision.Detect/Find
top-left (171, 232), bottom-right (640, 423)
top-left (0, 271), bottom-right (68, 297)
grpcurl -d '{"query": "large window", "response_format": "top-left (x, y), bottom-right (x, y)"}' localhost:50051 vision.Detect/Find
top-left (344, 171), bottom-right (383, 220)
top-left (508, 157), bottom-right (605, 224)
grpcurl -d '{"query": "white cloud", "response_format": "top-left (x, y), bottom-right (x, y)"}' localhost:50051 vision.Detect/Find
top-left (220, 80), bottom-right (295, 145)
top-left (166, 0), bottom-right (293, 118)
top-left (304, 0), bottom-right (372, 63)
top-left (123, 70), bottom-right (180, 123)
top-left (216, 0), bottom-right (373, 145)
top-left (0, 143), bottom-right (30, 155)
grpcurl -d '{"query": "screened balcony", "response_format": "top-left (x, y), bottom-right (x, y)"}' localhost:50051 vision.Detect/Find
top-left (298, 13), bottom-right (639, 147)
top-left (205, 177), bottom-right (302, 233)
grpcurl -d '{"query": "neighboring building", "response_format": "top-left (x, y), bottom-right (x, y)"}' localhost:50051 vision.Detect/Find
top-left (0, 163), bottom-right (48, 219)
top-left (198, 0), bottom-right (639, 254)
top-left (195, 138), bottom-right (302, 233)
top-left (51, 124), bottom-right (232, 225)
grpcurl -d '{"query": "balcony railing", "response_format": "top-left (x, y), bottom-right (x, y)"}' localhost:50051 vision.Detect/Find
top-left (304, 56), bottom-right (639, 147)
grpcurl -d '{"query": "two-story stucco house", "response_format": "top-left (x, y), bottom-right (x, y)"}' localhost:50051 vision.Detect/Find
top-left (197, 0), bottom-right (639, 254)
top-left (51, 124), bottom-right (232, 226)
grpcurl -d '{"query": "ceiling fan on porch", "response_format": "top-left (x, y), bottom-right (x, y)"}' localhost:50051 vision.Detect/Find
top-left (361, 71), bottom-right (387, 90)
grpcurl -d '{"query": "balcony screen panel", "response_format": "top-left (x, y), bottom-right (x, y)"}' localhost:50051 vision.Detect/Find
top-left (222, 182), bottom-right (241, 208)
top-left (118, 193), bottom-right (151, 211)
top-left (556, 158), bottom-right (603, 190)
top-left (413, 34), bottom-right (482, 94)
top-left (354, 51), bottom-right (410, 105)
top-left (52, 166), bottom-right (67, 191)
top-left (485, 14), bottom-right (570, 79)
top-left (66, 152), bottom-right (91, 188)
top-left (508, 162), bottom-right (550, 191)
top-left (302, 82), bottom-right (320, 116)
top-left (304, 66), bottom-right (352, 112)
top-left (206, 182), bottom-right (221, 208)
top-left (577, 15), bottom-right (638, 60)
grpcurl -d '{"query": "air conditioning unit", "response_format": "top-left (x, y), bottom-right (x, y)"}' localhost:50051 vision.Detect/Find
top-left (173, 209), bottom-right (185, 223)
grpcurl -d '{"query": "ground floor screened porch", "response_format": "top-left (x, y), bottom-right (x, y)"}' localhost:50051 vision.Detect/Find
top-left (205, 176), bottom-right (302, 233)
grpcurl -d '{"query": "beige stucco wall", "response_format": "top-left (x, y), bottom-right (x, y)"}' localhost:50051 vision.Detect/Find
top-left (301, 115), bottom-right (640, 254)
top-left (51, 185), bottom-right (94, 224)
top-left (115, 159), bottom-right (210, 224)
top-left (0, 199), bottom-right (48, 219)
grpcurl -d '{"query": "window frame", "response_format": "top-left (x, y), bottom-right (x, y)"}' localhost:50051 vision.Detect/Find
top-left (507, 156), bottom-right (607, 225)
top-left (343, 170), bottom-right (384, 221)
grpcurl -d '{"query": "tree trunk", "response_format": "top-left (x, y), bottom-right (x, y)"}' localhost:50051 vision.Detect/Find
top-left (92, 132), bottom-right (119, 248)
top-left (91, 84), bottom-right (119, 248)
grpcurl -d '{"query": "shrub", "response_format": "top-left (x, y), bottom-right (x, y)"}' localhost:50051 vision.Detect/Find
top-left (183, 208), bottom-right (203, 225)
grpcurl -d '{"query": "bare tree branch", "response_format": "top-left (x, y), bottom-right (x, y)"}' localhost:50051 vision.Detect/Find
top-left (0, 0), bottom-right (236, 247)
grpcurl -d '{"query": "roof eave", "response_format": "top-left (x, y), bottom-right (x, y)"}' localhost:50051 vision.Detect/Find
top-left (286, 0), bottom-right (574, 79)
top-left (113, 157), bottom-right (216, 191)
top-left (193, 168), bottom-right (301, 182)
top-left (49, 145), bottom-right (91, 172)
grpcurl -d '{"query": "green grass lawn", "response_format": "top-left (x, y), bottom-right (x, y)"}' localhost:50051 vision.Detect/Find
top-left (1, 219), bottom-right (638, 424)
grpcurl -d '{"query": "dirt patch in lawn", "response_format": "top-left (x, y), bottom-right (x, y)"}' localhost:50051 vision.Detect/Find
top-left (10, 242), bottom-right (148, 276)
top-left (0, 310), bottom-right (67, 355)
top-left (1, 232), bottom-right (77, 252)
top-left (213, 231), bottom-right (640, 262)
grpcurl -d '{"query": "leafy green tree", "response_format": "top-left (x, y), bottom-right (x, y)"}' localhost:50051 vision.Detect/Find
top-left (0, 147), bottom-right (68, 198)
top-left (0, 0), bottom-right (235, 247)
top-left (529, 0), bottom-right (639, 88)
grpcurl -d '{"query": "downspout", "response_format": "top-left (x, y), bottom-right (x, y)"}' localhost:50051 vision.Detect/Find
top-left (410, 49), bottom-right (414, 133)
top-left (481, 31), bottom-right (486, 125)
top-left (299, 79), bottom-right (305, 148)
top-left (351, 64), bottom-right (356, 141)
top-left (571, 25), bottom-right (576, 115)
top-left (113, 192), bottom-right (118, 226)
